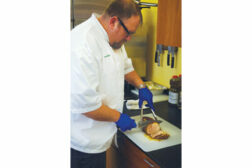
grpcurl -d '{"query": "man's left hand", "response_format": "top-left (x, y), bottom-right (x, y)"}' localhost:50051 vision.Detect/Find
top-left (138, 87), bottom-right (155, 111)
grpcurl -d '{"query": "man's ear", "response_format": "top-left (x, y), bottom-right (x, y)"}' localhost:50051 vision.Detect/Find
top-left (108, 16), bottom-right (118, 30)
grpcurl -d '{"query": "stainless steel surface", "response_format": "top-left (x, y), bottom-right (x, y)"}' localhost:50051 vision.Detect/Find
top-left (71, 0), bottom-right (111, 28)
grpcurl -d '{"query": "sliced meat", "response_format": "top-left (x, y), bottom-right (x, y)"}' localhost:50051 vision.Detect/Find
top-left (142, 116), bottom-right (154, 121)
top-left (142, 117), bottom-right (169, 140)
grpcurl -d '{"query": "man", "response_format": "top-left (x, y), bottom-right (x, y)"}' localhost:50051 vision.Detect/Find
top-left (71, 0), bottom-right (155, 167)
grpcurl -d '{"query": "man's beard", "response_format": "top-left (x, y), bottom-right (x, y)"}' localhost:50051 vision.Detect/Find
top-left (110, 40), bottom-right (126, 49)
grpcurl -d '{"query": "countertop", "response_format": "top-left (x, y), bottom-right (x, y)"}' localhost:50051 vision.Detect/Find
top-left (117, 93), bottom-right (181, 168)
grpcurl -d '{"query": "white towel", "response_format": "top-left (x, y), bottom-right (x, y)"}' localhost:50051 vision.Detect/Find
top-left (126, 99), bottom-right (149, 110)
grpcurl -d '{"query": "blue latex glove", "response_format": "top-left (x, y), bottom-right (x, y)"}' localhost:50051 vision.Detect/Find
top-left (139, 87), bottom-right (155, 111)
top-left (115, 113), bottom-right (136, 132)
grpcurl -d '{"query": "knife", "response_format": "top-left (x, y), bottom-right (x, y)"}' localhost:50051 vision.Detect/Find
top-left (150, 108), bottom-right (162, 123)
top-left (155, 46), bottom-right (158, 63)
top-left (138, 101), bottom-right (145, 127)
top-left (171, 47), bottom-right (174, 68)
top-left (138, 101), bottom-right (162, 128)
top-left (158, 44), bottom-right (162, 66)
top-left (167, 46), bottom-right (171, 66)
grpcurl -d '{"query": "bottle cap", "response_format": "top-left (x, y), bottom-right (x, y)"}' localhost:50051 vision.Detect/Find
top-left (172, 75), bottom-right (178, 78)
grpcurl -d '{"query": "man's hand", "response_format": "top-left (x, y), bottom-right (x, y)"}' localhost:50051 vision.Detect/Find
top-left (138, 87), bottom-right (155, 111)
top-left (115, 114), bottom-right (136, 132)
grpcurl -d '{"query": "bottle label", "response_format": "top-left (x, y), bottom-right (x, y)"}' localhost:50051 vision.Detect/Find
top-left (168, 91), bottom-right (178, 104)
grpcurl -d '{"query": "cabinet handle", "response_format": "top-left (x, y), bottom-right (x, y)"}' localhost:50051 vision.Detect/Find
top-left (143, 158), bottom-right (154, 167)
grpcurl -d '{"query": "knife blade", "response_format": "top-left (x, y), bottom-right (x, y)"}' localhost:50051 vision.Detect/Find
top-left (157, 44), bottom-right (162, 66)
top-left (150, 109), bottom-right (161, 123)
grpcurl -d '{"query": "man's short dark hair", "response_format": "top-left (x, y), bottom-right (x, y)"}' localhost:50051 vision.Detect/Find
top-left (105, 0), bottom-right (143, 24)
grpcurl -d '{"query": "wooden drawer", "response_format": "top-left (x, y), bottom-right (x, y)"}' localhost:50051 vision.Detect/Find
top-left (119, 136), bottom-right (160, 168)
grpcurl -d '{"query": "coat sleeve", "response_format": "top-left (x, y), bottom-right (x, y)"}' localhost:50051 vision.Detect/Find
top-left (71, 43), bottom-right (102, 114)
top-left (121, 45), bottom-right (134, 75)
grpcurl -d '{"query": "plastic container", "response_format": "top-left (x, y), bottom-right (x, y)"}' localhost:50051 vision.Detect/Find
top-left (145, 81), bottom-right (167, 95)
top-left (168, 75), bottom-right (179, 105)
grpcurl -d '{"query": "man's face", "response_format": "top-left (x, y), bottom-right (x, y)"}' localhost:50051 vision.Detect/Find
top-left (110, 15), bottom-right (140, 49)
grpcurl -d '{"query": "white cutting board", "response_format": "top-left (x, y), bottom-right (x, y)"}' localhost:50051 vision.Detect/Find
top-left (122, 113), bottom-right (181, 152)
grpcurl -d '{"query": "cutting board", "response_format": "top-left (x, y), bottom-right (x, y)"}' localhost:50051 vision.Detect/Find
top-left (122, 113), bottom-right (181, 152)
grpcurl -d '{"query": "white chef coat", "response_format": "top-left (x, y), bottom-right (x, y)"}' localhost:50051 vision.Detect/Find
top-left (71, 13), bottom-right (134, 153)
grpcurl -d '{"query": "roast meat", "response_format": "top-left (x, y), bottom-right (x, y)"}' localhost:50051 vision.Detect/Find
top-left (142, 117), bottom-right (169, 140)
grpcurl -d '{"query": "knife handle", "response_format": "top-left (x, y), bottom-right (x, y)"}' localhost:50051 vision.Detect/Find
top-left (171, 57), bottom-right (174, 68)
top-left (155, 50), bottom-right (158, 63)
top-left (167, 53), bottom-right (170, 65)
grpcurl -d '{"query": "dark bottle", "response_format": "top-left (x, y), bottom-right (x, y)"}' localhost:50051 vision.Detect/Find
top-left (168, 75), bottom-right (179, 105)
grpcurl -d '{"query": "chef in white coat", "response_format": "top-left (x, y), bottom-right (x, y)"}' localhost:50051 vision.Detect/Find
top-left (71, 0), bottom-right (155, 168)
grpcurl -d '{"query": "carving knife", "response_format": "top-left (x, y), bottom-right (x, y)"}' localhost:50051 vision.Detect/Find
top-left (171, 47), bottom-right (175, 68)
top-left (167, 46), bottom-right (171, 66)
top-left (157, 44), bottom-right (162, 66)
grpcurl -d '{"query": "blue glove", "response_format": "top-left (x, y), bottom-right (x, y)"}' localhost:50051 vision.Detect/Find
top-left (139, 87), bottom-right (155, 111)
top-left (115, 113), bottom-right (136, 132)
